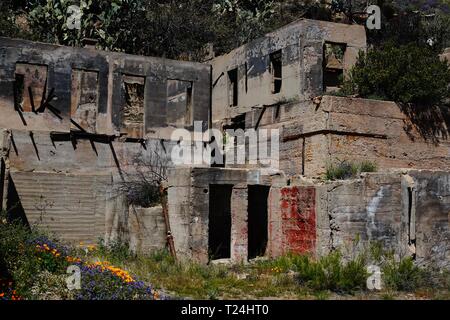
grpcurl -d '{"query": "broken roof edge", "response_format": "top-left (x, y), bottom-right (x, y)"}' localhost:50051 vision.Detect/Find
top-left (211, 18), bottom-right (367, 62)
top-left (0, 36), bottom-right (211, 71)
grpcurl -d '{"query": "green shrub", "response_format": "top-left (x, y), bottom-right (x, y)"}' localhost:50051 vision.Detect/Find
top-left (0, 216), bottom-right (71, 298)
top-left (30, 271), bottom-right (75, 300)
top-left (96, 239), bottom-right (134, 264)
top-left (382, 257), bottom-right (425, 291)
top-left (341, 43), bottom-right (450, 105)
top-left (295, 251), bottom-right (368, 293)
top-left (325, 160), bottom-right (377, 180)
top-left (360, 160), bottom-right (377, 173)
top-left (262, 252), bottom-right (368, 293)
top-left (325, 161), bottom-right (359, 180)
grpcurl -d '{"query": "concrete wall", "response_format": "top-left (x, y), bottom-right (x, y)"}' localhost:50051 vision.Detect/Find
top-left (167, 167), bottom-right (271, 263)
top-left (0, 38), bottom-right (212, 252)
top-left (268, 171), bottom-right (449, 267)
top-left (168, 168), bottom-right (449, 268)
top-left (239, 96), bottom-right (450, 177)
top-left (129, 205), bottom-right (166, 253)
top-left (440, 48), bottom-right (450, 64)
top-left (211, 19), bottom-right (366, 125)
top-left (0, 37), bottom-right (210, 139)
top-left (8, 171), bottom-right (110, 244)
top-left (267, 185), bottom-right (317, 257)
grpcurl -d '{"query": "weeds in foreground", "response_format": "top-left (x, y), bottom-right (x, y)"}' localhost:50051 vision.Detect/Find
top-left (0, 215), bottom-right (158, 300)
top-left (2, 216), bottom-right (449, 300)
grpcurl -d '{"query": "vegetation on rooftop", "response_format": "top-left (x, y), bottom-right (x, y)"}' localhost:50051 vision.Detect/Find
top-left (325, 160), bottom-right (377, 181)
top-left (340, 43), bottom-right (450, 105)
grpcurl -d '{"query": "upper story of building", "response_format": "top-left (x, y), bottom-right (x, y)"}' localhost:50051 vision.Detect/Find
top-left (210, 18), bottom-right (366, 126)
top-left (0, 18), bottom-right (368, 138)
top-left (0, 37), bottom-right (211, 140)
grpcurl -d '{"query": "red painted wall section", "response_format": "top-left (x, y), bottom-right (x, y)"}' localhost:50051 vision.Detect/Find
top-left (280, 186), bottom-right (316, 254)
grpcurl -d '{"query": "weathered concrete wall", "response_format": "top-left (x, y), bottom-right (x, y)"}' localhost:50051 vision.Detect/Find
top-left (0, 128), bottom-right (171, 252)
top-left (0, 37), bottom-right (210, 139)
top-left (267, 185), bottom-right (316, 257)
top-left (167, 167), bottom-right (272, 263)
top-left (0, 37), bottom-right (210, 252)
top-left (317, 173), bottom-right (404, 256)
top-left (129, 205), bottom-right (166, 253)
top-left (169, 167), bottom-right (449, 267)
top-left (239, 96), bottom-right (450, 177)
top-left (408, 171), bottom-right (450, 267)
top-left (268, 171), bottom-right (449, 267)
top-left (211, 19), bottom-right (366, 124)
top-left (8, 171), bottom-right (110, 244)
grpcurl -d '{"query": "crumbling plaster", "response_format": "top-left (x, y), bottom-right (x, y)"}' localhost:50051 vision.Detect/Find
top-left (211, 19), bottom-right (366, 124)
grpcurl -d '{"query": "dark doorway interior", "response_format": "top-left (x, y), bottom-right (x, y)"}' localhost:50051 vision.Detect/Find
top-left (208, 184), bottom-right (232, 260)
top-left (270, 50), bottom-right (282, 94)
top-left (227, 68), bottom-right (238, 107)
top-left (248, 185), bottom-right (270, 259)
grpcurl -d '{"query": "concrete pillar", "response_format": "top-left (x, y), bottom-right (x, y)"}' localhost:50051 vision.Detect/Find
top-left (230, 183), bottom-right (248, 262)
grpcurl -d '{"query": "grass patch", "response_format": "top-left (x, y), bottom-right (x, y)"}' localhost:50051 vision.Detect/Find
top-left (2, 217), bottom-right (449, 300)
top-left (325, 160), bottom-right (377, 181)
top-left (382, 257), bottom-right (424, 291)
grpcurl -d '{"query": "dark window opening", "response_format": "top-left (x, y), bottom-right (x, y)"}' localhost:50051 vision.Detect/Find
top-left (244, 62), bottom-right (249, 93)
top-left (208, 184), bottom-right (232, 260)
top-left (14, 74), bottom-right (24, 112)
top-left (248, 185), bottom-right (270, 259)
top-left (71, 69), bottom-right (99, 133)
top-left (323, 42), bottom-right (346, 92)
top-left (270, 50), bottom-right (282, 94)
top-left (227, 68), bottom-right (238, 107)
top-left (167, 80), bottom-right (193, 126)
top-left (14, 63), bottom-right (48, 113)
top-left (186, 84), bottom-right (193, 125)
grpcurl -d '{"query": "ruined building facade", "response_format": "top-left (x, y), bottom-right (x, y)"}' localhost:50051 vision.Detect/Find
top-left (0, 19), bottom-right (449, 267)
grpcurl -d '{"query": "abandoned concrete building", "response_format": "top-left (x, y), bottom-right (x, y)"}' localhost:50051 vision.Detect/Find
top-left (0, 19), bottom-right (449, 267)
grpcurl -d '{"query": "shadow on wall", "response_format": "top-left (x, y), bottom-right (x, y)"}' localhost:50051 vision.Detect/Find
top-left (400, 103), bottom-right (450, 144)
top-left (5, 175), bottom-right (29, 227)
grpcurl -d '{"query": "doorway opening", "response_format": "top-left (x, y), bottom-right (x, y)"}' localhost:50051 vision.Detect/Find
top-left (248, 185), bottom-right (270, 259)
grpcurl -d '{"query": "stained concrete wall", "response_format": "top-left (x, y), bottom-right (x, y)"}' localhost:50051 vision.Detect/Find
top-left (211, 18), bottom-right (366, 125)
top-left (268, 171), bottom-right (449, 268)
top-left (409, 171), bottom-right (450, 267)
top-left (0, 128), bottom-right (174, 251)
top-left (0, 37), bottom-right (210, 139)
top-left (267, 185), bottom-right (317, 257)
top-left (238, 96), bottom-right (450, 177)
top-left (129, 205), bottom-right (166, 253)
top-left (167, 167), bottom-right (272, 263)
top-left (0, 37), bottom-right (211, 252)
top-left (168, 168), bottom-right (449, 267)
